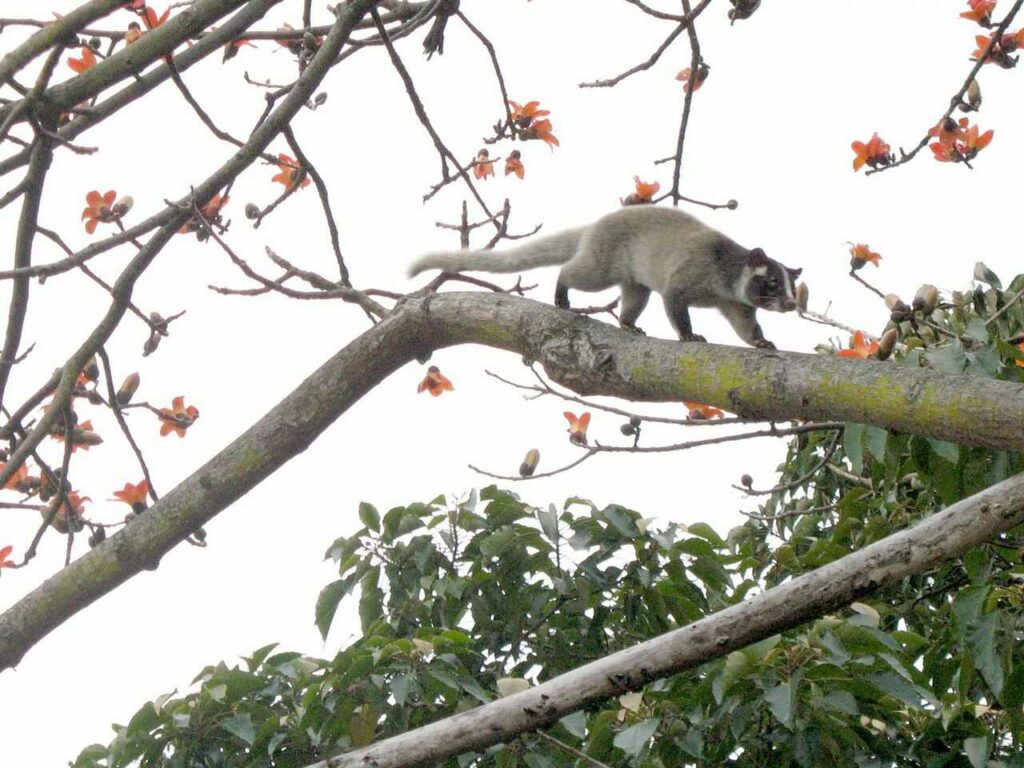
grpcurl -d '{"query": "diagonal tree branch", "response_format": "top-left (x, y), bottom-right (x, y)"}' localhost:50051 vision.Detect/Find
top-left (3, 291), bottom-right (1024, 669)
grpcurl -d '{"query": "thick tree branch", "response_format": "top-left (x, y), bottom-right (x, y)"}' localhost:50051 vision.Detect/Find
top-left (3, 292), bottom-right (1024, 668)
top-left (303, 469), bottom-right (1024, 768)
top-left (0, 0), bottom-right (123, 88)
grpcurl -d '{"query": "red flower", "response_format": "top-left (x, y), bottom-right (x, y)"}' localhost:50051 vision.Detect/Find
top-left (684, 401), bottom-right (726, 420)
top-left (849, 243), bottom-right (882, 269)
top-left (929, 121), bottom-right (993, 162)
top-left (112, 479), bottom-right (150, 512)
top-left (67, 46), bottom-right (97, 73)
top-left (851, 132), bottom-right (893, 172)
top-left (675, 64), bottom-right (709, 92)
top-left (836, 331), bottom-right (880, 359)
top-left (0, 545), bottom-right (15, 569)
top-left (504, 150), bottom-right (524, 179)
top-left (48, 492), bottom-right (90, 532)
top-left (508, 100), bottom-right (550, 123)
top-left (973, 30), bottom-right (1024, 66)
top-left (961, 0), bottom-right (996, 24)
top-left (1, 461), bottom-right (26, 491)
top-left (271, 153), bottom-right (310, 191)
top-left (622, 176), bottom-right (660, 206)
top-left (82, 189), bottom-right (118, 234)
top-left (179, 193), bottom-right (229, 234)
top-left (473, 149), bottom-right (494, 180)
top-left (564, 411), bottom-right (591, 446)
top-left (1015, 341), bottom-right (1024, 368)
top-left (523, 118), bottom-right (559, 148)
top-left (417, 366), bottom-right (454, 397)
top-left (142, 5), bottom-right (170, 30)
top-left (158, 396), bottom-right (200, 438)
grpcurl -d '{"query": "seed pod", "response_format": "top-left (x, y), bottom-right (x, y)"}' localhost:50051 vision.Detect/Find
top-left (71, 429), bottom-right (104, 447)
top-left (876, 327), bottom-right (899, 360)
top-left (116, 372), bottom-right (141, 405)
top-left (519, 448), bottom-right (540, 477)
top-left (966, 79), bottom-right (982, 111)
top-left (740, 473), bottom-right (753, 488)
top-left (112, 195), bottom-right (134, 217)
top-left (795, 282), bottom-right (809, 311)
top-left (913, 284), bottom-right (938, 314)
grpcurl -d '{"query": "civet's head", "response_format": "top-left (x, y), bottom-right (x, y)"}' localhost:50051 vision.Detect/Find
top-left (742, 248), bottom-right (803, 313)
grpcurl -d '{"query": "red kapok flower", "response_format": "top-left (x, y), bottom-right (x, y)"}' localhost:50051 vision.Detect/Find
top-left (0, 461), bottom-right (33, 492)
top-left (0, 545), bottom-right (14, 568)
top-left (473, 149), bottom-right (495, 180)
top-left (929, 121), bottom-right (993, 163)
top-left (675, 64), bottom-right (709, 92)
top-left (684, 401), bottom-right (726, 420)
top-left (523, 118), bottom-right (559, 148)
top-left (630, 176), bottom-right (661, 205)
top-left (142, 5), bottom-right (170, 30)
top-left (159, 396), bottom-right (200, 437)
top-left (564, 411), bottom-right (591, 446)
top-left (67, 46), bottom-right (97, 73)
top-left (849, 243), bottom-right (882, 269)
top-left (504, 150), bottom-right (524, 179)
top-left (508, 100), bottom-right (550, 125)
top-left (271, 153), bottom-right (311, 191)
top-left (1014, 341), bottom-right (1024, 368)
top-left (417, 366), bottom-right (454, 397)
top-left (961, 0), bottom-right (996, 24)
top-left (112, 479), bottom-right (150, 513)
top-left (973, 30), bottom-right (1024, 66)
top-left (837, 331), bottom-right (880, 359)
top-left (82, 189), bottom-right (117, 234)
top-left (179, 193), bottom-right (229, 234)
top-left (851, 132), bottom-right (893, 172)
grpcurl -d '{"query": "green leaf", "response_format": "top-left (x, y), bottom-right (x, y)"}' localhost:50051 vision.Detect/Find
top-left (964, 735), bottom-right (989, 768)
top-left (686, 522), bottom-right (725, 547)
top-left (973, 261), bottom-right (1002, 289)
top-left (928, 439), bottom-right (959, 466)
top-left (220, 714), bottom-right (256, 746)
top-left (765, 682), bottom-right (793, 729)
top-left (315, 578), bottom-right (348, 640)
top-left (537, 505), bottom-right (559, 543)
top-left (358, 567), bottom-right (383, 633)
top-left (358, 502), bottom-right (380, 532)
top-left (560, 711), bottom-right (587, 739)
top-left (862, 426), bottom-right (888, 463)
top-left (613, 717), bottom-right (659, 757)
top-left (1001, 666), bottom-right (1024, 708)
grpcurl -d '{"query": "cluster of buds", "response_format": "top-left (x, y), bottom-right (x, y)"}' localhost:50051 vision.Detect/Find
top-left (973, 29), bottom-right (1024, 68)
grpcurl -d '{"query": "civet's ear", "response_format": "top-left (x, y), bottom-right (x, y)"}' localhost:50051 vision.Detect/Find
top-left (747, 247), bottom-right (770, 267)
top-left (788, 267), bottom-right (803, 278)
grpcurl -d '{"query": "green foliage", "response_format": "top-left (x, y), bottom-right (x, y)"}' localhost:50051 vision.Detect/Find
top-left (74, 268), bottom-right (1024, 767)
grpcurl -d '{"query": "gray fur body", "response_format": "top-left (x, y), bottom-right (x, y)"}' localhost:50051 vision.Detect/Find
top-left (408, 206), bottom-right (801, 348)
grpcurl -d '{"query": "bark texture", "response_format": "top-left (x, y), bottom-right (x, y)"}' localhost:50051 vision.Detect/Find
top-left (1, 291), bottom-right (1022, 669)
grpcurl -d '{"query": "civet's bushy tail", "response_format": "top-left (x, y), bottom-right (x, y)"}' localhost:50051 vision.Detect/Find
top-left (407, 228), bottom-right (585, 277)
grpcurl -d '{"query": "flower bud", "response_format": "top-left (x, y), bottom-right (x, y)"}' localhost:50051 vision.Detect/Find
top-left (71, 429), bottom-right (104, 447)
top-left (966, 79), bottom-right (982, 111)
top-left (116, 372), bottom-right (140, 405)
top-left (913, 284), bottom-right (938, 314)
top-left (245, 203), bottom-right (260, 220)
top-left (885, 293), bottom-right (911, 320)
top-left (740, 473), bottom-right (753, 488)
top-left (519, 448), bottom-right (540, 477)
top-left (620, 423), bottom-right (636, 436)
top-left (112, 195), bottom-right (134, 217)
top-left (876, 327), bottom-right (899, 360)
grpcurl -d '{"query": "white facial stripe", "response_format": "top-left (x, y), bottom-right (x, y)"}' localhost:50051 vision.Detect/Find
top-left (753, 265), bottom-right (768, 276)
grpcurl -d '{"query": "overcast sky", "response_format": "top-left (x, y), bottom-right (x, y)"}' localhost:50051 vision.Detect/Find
top-left (1, 0), bottom-right (1021, 763)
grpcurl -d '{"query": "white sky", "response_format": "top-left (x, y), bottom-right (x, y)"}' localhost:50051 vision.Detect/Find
top-left (1, 0), bottom-right (1021, 763)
